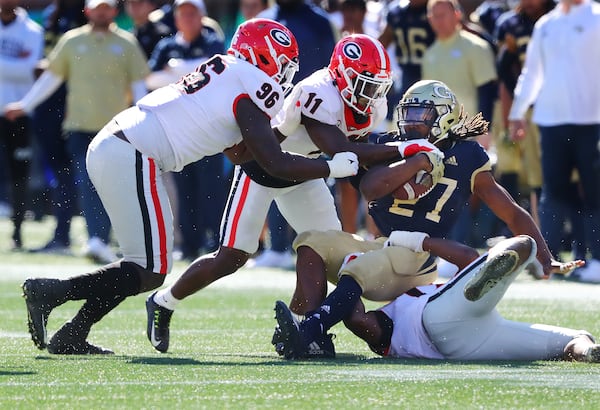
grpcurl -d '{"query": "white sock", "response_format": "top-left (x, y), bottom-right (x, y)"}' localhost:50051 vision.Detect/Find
top-left (292, 312), bottom-right (305, 323)
top-left (154, 288), bottom-right (180, 310)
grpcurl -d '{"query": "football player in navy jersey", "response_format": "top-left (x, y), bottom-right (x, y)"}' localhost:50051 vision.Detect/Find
top-left (379, 0), bottom-right (435, 96)
top-left (273, 80), bottom-right (583, 359)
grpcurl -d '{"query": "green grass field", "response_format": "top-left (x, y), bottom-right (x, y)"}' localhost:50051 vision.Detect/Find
top-left (1, 217), bottom-right (600, 409)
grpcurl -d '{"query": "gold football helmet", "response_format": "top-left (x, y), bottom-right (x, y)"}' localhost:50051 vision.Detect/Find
top-left (396, 80), bottom-right (460, 145)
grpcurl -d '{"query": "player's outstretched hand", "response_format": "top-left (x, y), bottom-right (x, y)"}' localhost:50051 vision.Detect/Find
top-left (548, 259), bottom-right (585, 276)
top-left (528, 258), bottom-right (585, 279)
top-left (327, 151), bottom-right (359, 178)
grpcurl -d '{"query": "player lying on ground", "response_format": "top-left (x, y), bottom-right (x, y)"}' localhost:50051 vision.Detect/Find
top-left (274, 235), bottom-right (598, 362)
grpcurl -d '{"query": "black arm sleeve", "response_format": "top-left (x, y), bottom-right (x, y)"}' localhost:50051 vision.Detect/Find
top-left (477, 80), bottom-right (497, 123)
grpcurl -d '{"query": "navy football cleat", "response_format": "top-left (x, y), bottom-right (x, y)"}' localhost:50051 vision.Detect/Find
top-left (273, 300), bottom-right (336, 360)
top-left (146, 292), bottom-right (174, 353)
top-left (22, 278), bottom-right (62, 349)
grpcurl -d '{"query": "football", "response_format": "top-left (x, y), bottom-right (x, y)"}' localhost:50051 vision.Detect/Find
top-left (391, 171), bottom-right (435, 200)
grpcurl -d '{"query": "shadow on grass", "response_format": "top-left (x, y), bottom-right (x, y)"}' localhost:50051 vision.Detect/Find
top-left (0, 369), bottom-right (36, 376)
top-left (32, 352), bottom-right (552, 369)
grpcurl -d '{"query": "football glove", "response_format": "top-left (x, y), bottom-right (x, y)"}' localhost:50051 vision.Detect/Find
top-left (384, 231), bottom-right (430, 252)
top-left (326, 151), bottom-right (359, 178)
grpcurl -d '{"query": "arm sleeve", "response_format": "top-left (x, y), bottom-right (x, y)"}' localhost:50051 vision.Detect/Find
top-left (20, 70), bottom-right (64, 113)
top-left (477, 80), bottom-right (497, 122)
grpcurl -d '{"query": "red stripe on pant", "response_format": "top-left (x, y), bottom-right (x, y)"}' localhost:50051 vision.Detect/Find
top-left (226, 173), bottom-right (251, 248)
top-left (148, 158), bottom-right (168, 274)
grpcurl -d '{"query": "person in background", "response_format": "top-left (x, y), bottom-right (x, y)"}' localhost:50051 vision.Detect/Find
top-left (493, 0), bottom-right (555, 229)
top-left (28, 0), bottom-right (86, 255)
top-left (509, 0), bottom-right (600, 283)
top-left (4, 0), bottom-right (150, 264)
top-left (239, 0), bottom-right (268, 21)
top-left (125, 0), bottom-right (172, 59)
top-left (0, 0), bottom-right (44, 250)
top-left (379, 0), bottom-right (435, 98)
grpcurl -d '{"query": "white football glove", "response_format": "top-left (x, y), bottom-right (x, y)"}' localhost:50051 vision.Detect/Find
top-left (326, 151), bottom-right (359, 178)
top-left (384, 230), bottom-right (430, 252)
top-left (419, 149), bottom-right (445, 186)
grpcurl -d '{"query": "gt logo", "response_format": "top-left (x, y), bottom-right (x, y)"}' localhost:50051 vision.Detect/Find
top-left (343, 42), bottom-right (362, 60)
top-left (433, 84), bottom-right (454, 100)
top-left (271, 29), bottom-right (292, 47)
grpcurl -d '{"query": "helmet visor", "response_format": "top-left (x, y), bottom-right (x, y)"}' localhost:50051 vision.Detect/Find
top-left (396, 102), bottom-right (437, 140)
top-left (397, 102), bottom-right (437, 126)
top-left (354, 74), bottom-right (392, 112)
top-left (275, 55), bottom-right (299, 95)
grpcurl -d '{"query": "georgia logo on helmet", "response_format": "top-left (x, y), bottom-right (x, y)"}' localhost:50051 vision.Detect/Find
top-left (328, 34), bottom-right (393, 115)
top-left (228, 18), bottom-right (299, 94)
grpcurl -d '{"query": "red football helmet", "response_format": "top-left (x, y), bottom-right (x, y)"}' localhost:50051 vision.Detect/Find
top-left (328, 34), bottom-right (393, 115)
top-left (228, 18), bottom-right (299, 94)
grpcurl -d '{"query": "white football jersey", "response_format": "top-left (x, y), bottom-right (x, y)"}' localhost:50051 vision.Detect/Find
top-left (273, 68), bottom-right (387, 158)
top-left (380, 285), bottom-right (445, 359)
top-left (115, 54), bottom-right (284, 172)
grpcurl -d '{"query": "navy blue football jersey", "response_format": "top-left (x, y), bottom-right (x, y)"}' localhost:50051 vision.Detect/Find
top-left (495, 10), bottom-right (537, 65)
top-left (386, 2), bottom-right (435, 93)
top-left (366, 139), bottom-right (492, 238)
top-left (494, 2), bottom-right (554, 94)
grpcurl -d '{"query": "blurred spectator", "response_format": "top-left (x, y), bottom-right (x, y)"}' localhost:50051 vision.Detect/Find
top-left (4, 0), bottom-right (149, 263)
top-left (28, 0), bottom-right (86, 255)
top-left (470, 0), bottom-right (512, 35)
top-left (379, 0), bottom-right (435, 96)
top-left (494, 0), bottom-right (555, 224)
top-left (0, 0), bottom-right (44, 249)
top-left (378, 0), bottom-right (435, 131)
top-left (239, 0), bottom-right (268, 21)
top-left (125, 0), bottom-right (172, 59)
top-left (509, 0), bottom-right (600, 283)
top-left (424, 0), bottom-right (497, 128)
top-left (147, 0), bottom-right (228, 261)
top-left (246, 0), bottom-right (337, 269)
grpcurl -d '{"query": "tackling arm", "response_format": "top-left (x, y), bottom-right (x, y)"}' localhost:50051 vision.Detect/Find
top-left (235, 98), bottom-right (356, 181)
top-left (302, 115), bottom-right (400, 165)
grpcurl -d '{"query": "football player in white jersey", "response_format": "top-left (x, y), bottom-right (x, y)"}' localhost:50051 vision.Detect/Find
top-left (145, 34), bottom-right (445, 353)
top-left (275, 235), bottom-right (599, 362)
top-left (20, 18), bottom-right (361, 355)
